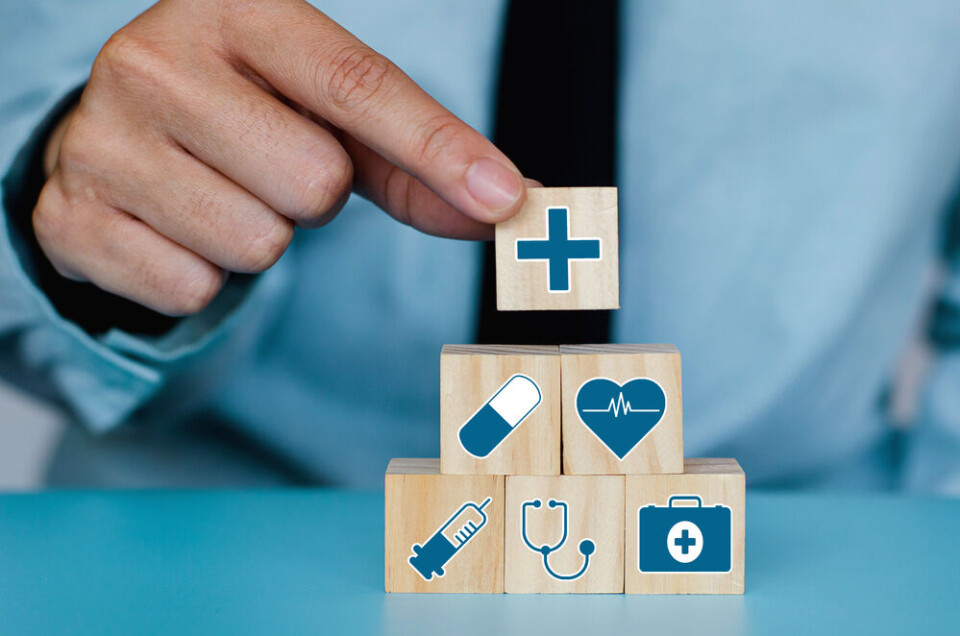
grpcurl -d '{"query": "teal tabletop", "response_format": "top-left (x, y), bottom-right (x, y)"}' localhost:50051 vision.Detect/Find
top-left (0, 490), bottom-right (957, 635)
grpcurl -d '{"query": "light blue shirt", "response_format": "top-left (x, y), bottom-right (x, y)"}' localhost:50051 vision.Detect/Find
top-left (2, 0), bottom-right (960, 490)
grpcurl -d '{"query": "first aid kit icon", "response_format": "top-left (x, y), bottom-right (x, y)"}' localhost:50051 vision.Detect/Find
top-left (637, 495), bottom-right (732, 573)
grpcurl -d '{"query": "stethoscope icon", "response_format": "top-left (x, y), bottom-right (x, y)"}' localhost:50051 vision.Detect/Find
top-left (520, 499), bottom-right (595, 581)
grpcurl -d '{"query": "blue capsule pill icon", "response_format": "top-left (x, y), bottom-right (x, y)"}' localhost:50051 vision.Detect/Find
top-left (458, 374), bottom-right (542, 458)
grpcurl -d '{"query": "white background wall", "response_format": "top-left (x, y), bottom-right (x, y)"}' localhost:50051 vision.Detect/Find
top-left (0, 380), bottom-right (65, 490)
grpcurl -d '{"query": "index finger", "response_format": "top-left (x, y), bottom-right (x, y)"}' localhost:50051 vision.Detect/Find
top-left (222, 0), bottom-right (526, 223)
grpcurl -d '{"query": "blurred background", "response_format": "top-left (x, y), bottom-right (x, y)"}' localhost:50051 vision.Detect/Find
top-left (0, 381), bottom-right (64, 489)
top-left (4, 1), bottom-right (959, 493)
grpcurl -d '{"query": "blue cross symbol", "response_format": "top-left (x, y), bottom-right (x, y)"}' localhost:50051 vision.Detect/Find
top-left (515, 207), bottom-right (601, 292)
top-left (674, 528), bottom-right (697, 555)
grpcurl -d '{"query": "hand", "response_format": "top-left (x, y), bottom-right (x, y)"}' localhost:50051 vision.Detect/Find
top-left (35, 0), bottom-right (528, 316)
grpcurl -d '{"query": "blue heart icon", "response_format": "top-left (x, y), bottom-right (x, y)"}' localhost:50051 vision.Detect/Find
top-left (575, 378), bottom-right (667, 459)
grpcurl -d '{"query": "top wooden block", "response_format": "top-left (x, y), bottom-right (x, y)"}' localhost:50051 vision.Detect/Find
top-left (495, 187), bottom-right (619, 311)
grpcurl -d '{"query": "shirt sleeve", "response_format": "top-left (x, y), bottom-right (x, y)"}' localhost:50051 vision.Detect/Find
top-left (0, 1), bottom-right (292, 432)
top-left (903, 193), bottom-right (960, 494)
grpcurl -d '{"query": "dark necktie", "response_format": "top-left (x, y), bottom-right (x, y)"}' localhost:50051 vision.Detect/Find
top-left (476, 0), bottom-right (620, 345)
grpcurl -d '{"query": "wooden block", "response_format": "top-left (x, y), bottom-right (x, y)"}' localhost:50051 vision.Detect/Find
top-left (496, 187), bottom-right (619, 311)
top-left (504, 475), bottom-right (624, 593)
top-left (385, 458), bottom-right (504, 593)
top-left (440, 345), bottom-right (560, 475)
top-left (560, 344), bottom-right (683, 475)
top-left (625, 458), bottom-right (745, 594)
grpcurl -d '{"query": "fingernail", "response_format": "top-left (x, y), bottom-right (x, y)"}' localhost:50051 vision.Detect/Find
top-left (465, 158), bottom-right (523, 215)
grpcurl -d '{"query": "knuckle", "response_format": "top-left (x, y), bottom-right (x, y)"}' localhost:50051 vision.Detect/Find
top-left (48, 259), bottom-right (84, 282)
top-left (381, 163), bottom-right (414, 227)
top-left (92, 29), bottom-right (171, 91)
top-left (411, 115), bottom-right (464, 167)
top-left (234, 219), bottom-right (294, 273)
top-left (288, 154), bottom-right (353, 226)
top-left (32, 186), bottom-right (73, 252)
top-left (321, 45), bottom-right (395, 112)
top-left (168, 262), bottom-right (225, 315)
top-left (56, 117), bottom-right (100, 176)
top-left (94, 31), bottom-right (147, 78)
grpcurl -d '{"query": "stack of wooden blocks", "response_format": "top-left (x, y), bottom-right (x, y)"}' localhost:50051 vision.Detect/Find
top-left (385, 188), bottom-right (744, 594)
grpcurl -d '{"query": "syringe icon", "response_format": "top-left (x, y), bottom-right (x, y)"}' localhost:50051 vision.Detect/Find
top-left (409, 497), bottom-right (492, 581)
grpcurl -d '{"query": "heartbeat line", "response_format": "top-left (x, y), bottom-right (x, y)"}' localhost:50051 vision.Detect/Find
top-left (582, 392), bottom-right (661, 417)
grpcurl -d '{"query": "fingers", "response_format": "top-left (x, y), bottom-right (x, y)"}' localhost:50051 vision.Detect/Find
top-left (33, 177), bottom-right (227, 316)
top-left (341, 134), bottom-right (495, 240)
top-left (100, 141), bottom-right (294, 273)
top-left (344, 133), bottom-right (543, 239)
top-left (34, 0), bottom-right (535, 323)
top-left (221, 0), bottom-right (526, 224)
top-left (165, 72), bottom-right (353, 229)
